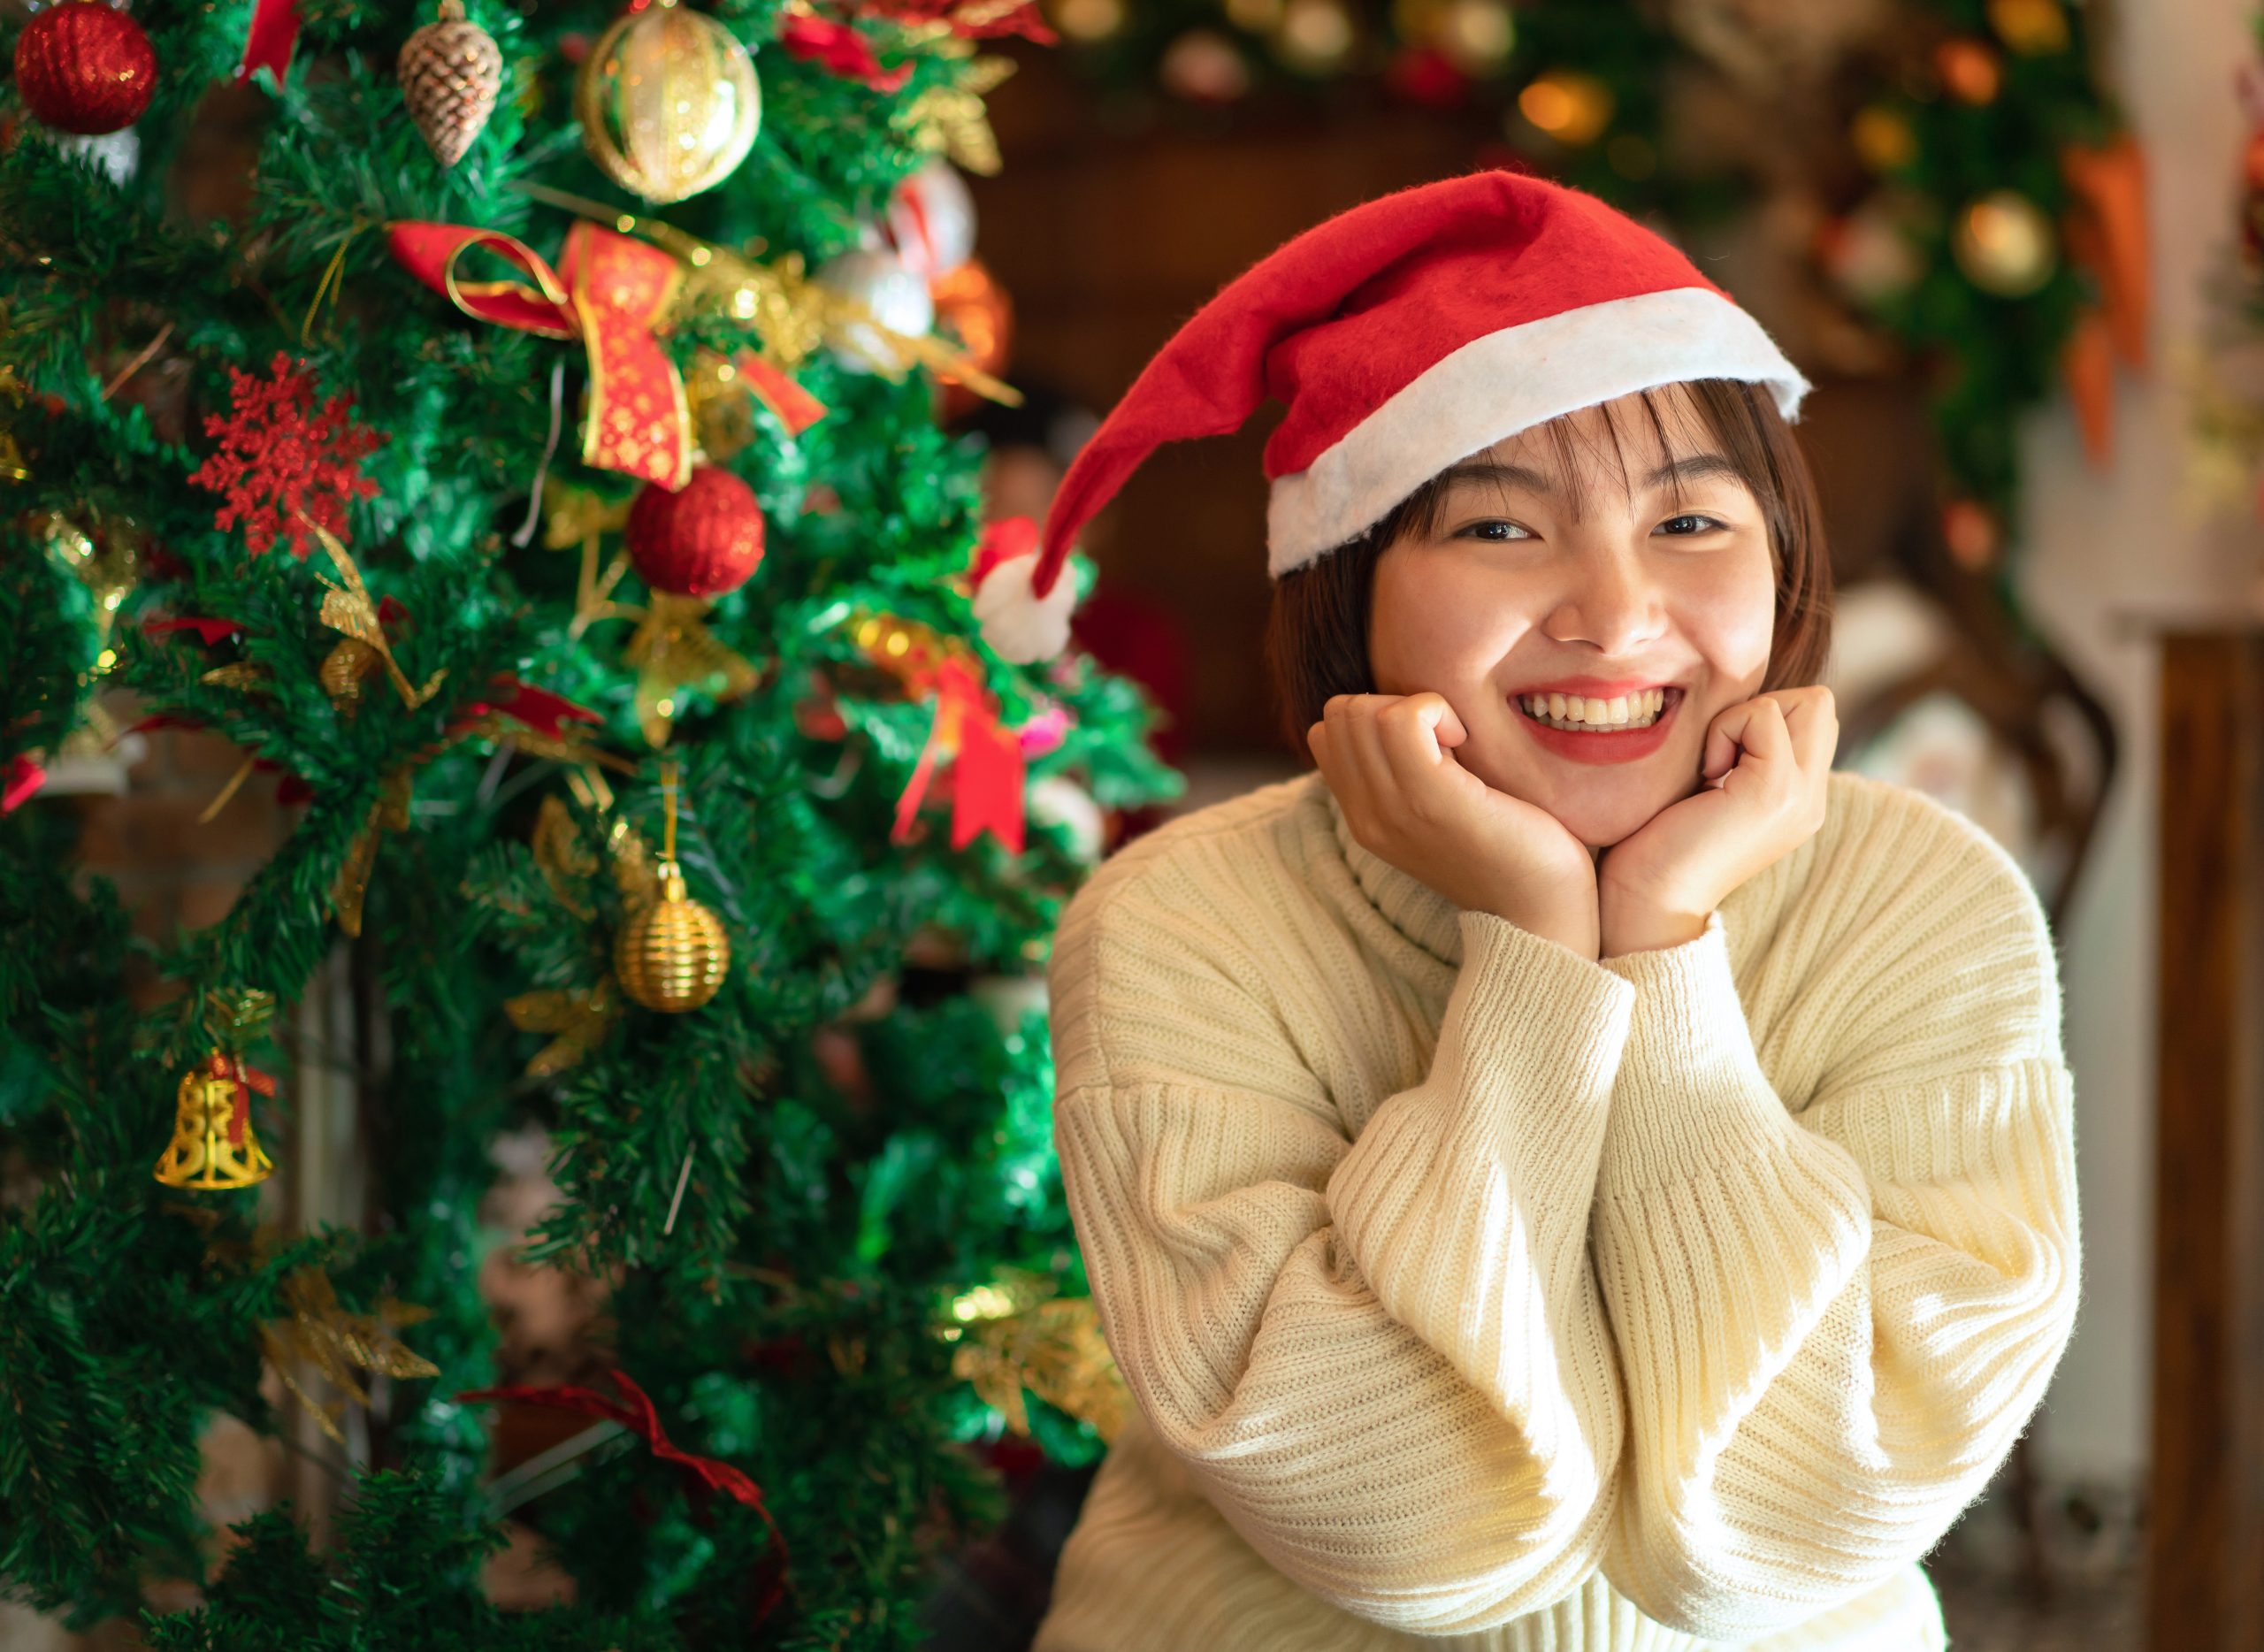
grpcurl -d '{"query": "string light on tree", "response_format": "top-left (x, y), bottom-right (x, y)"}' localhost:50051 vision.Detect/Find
top-left (1517, 70), bottom-right (1613, 146)
top-left (1274, 0), bottom-right (1353, 73)
top-left (1851, 104), bottom-right (1917, 172)
top-left (1933, 38), bottom-right (2001, 105)
top-left (1987, 0), bottom-right (2069, 56)
top-left (1952, 189), bottom-right (2057, 297)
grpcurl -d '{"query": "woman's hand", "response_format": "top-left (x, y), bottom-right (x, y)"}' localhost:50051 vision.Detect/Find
top-left (1310, 692), bottom-right (1600, 959)
top-left (1598, 686), bottom-right (1839, 958)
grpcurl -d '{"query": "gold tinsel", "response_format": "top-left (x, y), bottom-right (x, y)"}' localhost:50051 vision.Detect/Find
top-left (331, 769), bottom-right (416, 938)
top-left (623, 593), bottom-right (761, 749)
top-left (942, 1269), bottom-right (1130, 1442)
top-left (259, 1267), bottom-right (440, 1446)
top-left (895, 50), bottom-right (1015, 176)
top-left (505, 978), bottom-right (621, 1078)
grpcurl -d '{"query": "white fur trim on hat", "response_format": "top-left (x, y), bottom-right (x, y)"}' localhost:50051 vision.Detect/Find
top-left (1263, 286), bottom-right (1811, 577)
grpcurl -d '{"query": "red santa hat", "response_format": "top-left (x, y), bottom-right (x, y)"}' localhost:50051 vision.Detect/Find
top-left (969, 167), bottom-right (1809, 665)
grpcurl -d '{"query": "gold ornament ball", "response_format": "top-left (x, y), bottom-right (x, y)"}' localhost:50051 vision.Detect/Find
top-left (576, 0), bottom-right (761, 206)
top-left (615, 862), bottom-right (730, 1013)
top-left (1952, 190), bottom-right (2057, 297)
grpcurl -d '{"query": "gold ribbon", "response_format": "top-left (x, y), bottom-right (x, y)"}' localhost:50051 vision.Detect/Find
top-left (331, 768), bottom-right (415, 937)
top-left (940, 1269), bottom-right (1130, 1442)
top-left (259, 1267), bottom-right (439, 1447)
top-left (510, 181), bottom-right (1021, 406)
top-left (623, 593), bottom-right (761, 749)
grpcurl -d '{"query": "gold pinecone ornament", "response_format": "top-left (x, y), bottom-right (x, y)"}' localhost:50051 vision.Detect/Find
top-left (399, 0), bottom-right (503, 169)
top-left (613, 761), bottom-right (730, 1013)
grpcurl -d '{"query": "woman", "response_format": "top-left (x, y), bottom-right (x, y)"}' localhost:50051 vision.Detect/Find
top-left (1016, 172), bottom-right (2079, 1651)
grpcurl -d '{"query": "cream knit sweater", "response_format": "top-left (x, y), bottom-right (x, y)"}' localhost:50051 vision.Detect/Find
top-left (1033, 767), bottom-right (2079, 1651)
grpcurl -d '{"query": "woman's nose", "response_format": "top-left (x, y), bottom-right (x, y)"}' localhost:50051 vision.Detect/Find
top-left (1541, 551), bottom-right (1666, 657)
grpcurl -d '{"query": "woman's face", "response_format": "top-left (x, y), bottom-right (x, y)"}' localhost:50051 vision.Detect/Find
top-left (1368, 385), bottom-right (1778, 850)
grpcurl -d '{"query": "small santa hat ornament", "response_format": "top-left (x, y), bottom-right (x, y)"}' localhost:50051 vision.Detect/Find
top-left (973, 167), bottom-right (1809, 666)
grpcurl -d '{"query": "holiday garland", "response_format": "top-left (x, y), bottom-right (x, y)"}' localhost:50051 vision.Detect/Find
top-left (1, 0), bottom-right (1175, 1644)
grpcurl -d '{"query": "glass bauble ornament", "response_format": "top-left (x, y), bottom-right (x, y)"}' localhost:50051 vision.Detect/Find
top-left (575, 0), bottom-right (761, 205)
top-left (14, 0), bottom-right (157, 136)
top-left (815, 246), bottom-right (933, 374)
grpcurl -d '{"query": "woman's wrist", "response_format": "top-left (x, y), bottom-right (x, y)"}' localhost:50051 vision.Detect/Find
top-left (1598, 876), bottom-right (1713, 959)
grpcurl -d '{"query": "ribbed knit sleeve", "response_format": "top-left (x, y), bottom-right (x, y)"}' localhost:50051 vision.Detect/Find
top-left (1587, 803), bottom-right (2082, 1641)
top-left (1050, 854), bottom-right (1640, 1636)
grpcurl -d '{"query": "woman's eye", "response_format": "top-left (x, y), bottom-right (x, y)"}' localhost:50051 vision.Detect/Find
top-left (1457, 519), bottom-right (1534, 542)
top-left (1658, 513), bottom-right (1728, 537)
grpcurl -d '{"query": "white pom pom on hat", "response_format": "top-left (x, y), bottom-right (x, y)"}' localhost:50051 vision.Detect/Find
top-left (969, 515), bottom-right (1078, 665)
top-left (990, 167), bottom-right (1809, 663)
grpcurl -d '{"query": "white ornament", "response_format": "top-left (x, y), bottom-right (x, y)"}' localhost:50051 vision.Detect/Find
top-left (1029, 775), bottom-right (1106, 865)
top-left (973, 548), bottom-right (1077, 664)
top-left (53, 128), bottom-right (139, 186)
top-left (887, 158), bottom-right (977, 279)
top-left (815, 247), bottom-right (934, 374)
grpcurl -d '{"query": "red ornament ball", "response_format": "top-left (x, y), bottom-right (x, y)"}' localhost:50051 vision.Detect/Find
top-left (625, 465), bottom-right (767, 597)
top-left (14, 2), bottom-right (157, 137)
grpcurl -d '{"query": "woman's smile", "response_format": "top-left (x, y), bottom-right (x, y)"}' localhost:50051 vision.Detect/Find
top-left (1511, 682), bottom-right (1687, 765)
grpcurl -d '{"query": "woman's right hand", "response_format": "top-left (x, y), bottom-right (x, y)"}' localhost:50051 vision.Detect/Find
top-left (1309, 692), bottom-right (1600, 959)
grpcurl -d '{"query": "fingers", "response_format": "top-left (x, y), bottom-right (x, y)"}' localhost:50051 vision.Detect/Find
top-left (1312, 692), bottom-right (1466, 820)
top-left (1771, 685), bottom-right (1840, 771)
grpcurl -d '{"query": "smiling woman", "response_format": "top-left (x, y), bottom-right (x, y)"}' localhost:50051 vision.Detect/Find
top-left (1029, 171), bottom-right (2077, 1652)
top-left (1265, 379), bottom-right (1832, 826)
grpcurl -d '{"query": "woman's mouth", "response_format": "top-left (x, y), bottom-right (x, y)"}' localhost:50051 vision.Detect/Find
top-left (1512, 687), bottom-right (1683, 765)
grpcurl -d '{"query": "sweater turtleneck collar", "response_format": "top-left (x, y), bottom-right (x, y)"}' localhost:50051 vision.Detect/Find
top-left (1312, 773), bottom-right (1469, 970)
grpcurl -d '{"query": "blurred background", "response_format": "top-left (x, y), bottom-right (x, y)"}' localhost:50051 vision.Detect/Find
top-left (15, 0), bottom-right (2264, 1648)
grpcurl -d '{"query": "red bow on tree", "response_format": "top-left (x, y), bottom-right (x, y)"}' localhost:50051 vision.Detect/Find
top-left (457, 1368), bottom-right (788, 1623)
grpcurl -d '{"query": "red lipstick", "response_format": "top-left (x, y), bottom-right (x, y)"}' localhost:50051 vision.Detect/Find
top-left (1511, 684), bottom-right (1684, 766)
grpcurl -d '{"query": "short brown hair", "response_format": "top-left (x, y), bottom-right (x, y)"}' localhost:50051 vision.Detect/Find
top-left (1261, 379), bottom-right (1832, 758)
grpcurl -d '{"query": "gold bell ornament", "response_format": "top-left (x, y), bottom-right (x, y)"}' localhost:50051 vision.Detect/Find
top-left (153, 991), bottom-right (280, 1190)
top-left (614, 761), bottom-right (730, 1013)
top-left (575, 0), bottom-right (762, 205)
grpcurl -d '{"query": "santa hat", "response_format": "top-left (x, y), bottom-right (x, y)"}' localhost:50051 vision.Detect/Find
top-left (970, 167), bottom-right (1809, 665)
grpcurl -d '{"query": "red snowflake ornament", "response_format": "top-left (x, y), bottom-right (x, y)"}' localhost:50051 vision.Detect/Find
top-left (189, 353), bottom-right (386, 557)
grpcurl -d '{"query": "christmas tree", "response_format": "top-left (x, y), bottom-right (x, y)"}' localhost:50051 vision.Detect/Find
top-left (1, 0), bottom-right (1179, 1643)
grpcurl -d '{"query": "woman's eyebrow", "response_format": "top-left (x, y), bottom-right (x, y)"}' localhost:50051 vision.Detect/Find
top-left (1436, 452), bottom-right (1745, 495)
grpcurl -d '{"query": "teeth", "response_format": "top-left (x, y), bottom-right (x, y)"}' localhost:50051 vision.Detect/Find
top-left (1519, 688), bottom-right (1668, 732)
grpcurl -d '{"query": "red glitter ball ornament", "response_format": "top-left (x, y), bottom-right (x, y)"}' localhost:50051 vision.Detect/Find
top-left (624, 466), bottom-right (767, 597)
top-left (14, 2), bottom-right (157, 136)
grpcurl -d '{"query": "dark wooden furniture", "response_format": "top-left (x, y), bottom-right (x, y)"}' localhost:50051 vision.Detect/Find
top-left (2147, 626), bottom-right (2264, 1652)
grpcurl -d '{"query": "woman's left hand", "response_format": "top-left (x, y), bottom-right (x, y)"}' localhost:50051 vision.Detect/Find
top-left (1598, 685), bottom-right (1840, 958)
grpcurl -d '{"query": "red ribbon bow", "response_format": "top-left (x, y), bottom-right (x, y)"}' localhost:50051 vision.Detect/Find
top-left (457, 1368), bottom-right (787, 1622)
top-left (891, 654), bottom-right (1027, 855)
top-left (387, 221), bottom-right (692, 490)
top-left (206, 1052), bottom-right (277, 1148)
